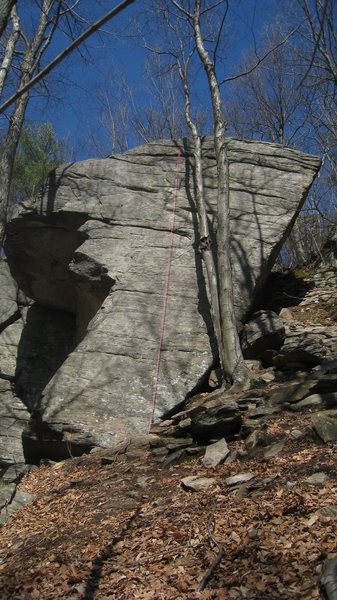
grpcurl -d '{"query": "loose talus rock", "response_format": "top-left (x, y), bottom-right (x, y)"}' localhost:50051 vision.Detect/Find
top-left (321, 556), bottom-right (337, 600)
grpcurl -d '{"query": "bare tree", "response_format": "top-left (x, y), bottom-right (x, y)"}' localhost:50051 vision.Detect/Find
top-left (223, 6), bottom-right (336, 267)
top-left (297, 0), bottom-right (337, 87)
top-left (287, 0), bottom-right (337, 263)
top-left (178, 53), bottom-right (224, 377)
top-left (190, 0), bottom-right (250, 388)
top-left (149, 0), bottom-right (250, 388)
top-left (225, 26), bottom-right (314, 147)
top-left (294, 0), bottom-right (336, 174)
top-left (89, 53), bottom-right (204, 156)
top-left (0, 0), bottom-right (137, 243)
top-left (0, 0), bottom-right (57, 242)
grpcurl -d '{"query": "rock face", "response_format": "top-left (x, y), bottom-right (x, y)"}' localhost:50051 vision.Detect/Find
top-left (0, 262), bottom-right (30, 467)
top-left (4, 138), bottom-right (320, 458)
top-left (0, 379), bottom-right (29, 467)
top-left (0, 260), bottom-right (77, 466)
top-left (0, 260), bottom-right (19, 329)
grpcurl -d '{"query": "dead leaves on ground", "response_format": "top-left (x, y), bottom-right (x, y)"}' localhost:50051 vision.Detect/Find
top-left (1, 411), bottom-right (337, 599)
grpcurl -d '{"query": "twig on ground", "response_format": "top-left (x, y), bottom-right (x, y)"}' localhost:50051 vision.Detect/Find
top-left (283, 291), bottom-right (307, 301)
top-left (196, 501), bottom-right (224, 592)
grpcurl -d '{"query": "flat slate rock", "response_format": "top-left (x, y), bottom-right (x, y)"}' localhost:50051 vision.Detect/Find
top-left (0, 483), bottom-right (16, 509)
top-left (165, 437), bottom-right (194, 451)
top-left (202, 438), bottom-right (230, 468)
top-left (247, 406), bottom-right (281, 419)
top-left (273, 330), bottom-right (328, 369)
top-left (312, 410), bottom-right (337, 443)
top-left (181, 476), bottom-right (216, 492)
top-left (225, 472), bottom-right (255, 487)
top-left (263, 441), bottom-right (285, 459)
top-left (191, 398), bottom-right (241, 442)
top-left (268, 381), bottom-right (317, 406)
top-left (305, 472), bottom-right (329, 487)
top-left (242, 310), bottom-right (285, 359)
top-left (289, 394), bottom-right (324, 412)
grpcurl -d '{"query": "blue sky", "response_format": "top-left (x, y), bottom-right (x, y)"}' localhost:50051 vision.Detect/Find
top-left (21, 0), bottom-right (286, 160)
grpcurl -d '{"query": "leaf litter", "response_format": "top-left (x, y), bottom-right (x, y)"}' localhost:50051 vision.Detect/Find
top-left (0, 410), bottom-right (337, 599)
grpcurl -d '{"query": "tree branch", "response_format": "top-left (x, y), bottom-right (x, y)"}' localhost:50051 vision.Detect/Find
top-left (213, 1), bottom-right (228, 69)
top-left (219, 25), bottom-right (300, 85)
top-left (32, 2), bottom-right (62, 73)
top-left (171, 0), bottom-right (192, 18)
top-left (297, 0), bottom-right (331, 87)
top-left (197, 506), bottom-right (224, 592)
top-left (0, 0), bottom-right (137, 114)
top-left (200, 0), bottom-right (227, 15)
top-left (0, 0), bottom-right (16, 38)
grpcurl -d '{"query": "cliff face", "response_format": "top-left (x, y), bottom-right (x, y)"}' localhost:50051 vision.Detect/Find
top-left (2, 138), bottom-right (320, 461)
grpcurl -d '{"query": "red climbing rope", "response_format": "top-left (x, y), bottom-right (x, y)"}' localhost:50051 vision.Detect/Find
top-left (148, 144), bottom-right (182, 432)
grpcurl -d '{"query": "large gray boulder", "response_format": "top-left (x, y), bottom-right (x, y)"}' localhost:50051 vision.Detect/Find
top-left (4, 138), bottom-right (320, 457)
top-left (271, 325), bottom-right (334, 370)
top-left (241, 310), bottom-right (285, 359)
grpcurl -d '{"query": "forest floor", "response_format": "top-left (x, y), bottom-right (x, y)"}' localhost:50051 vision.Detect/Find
top-left (0, 407), bottom-right (336, 599)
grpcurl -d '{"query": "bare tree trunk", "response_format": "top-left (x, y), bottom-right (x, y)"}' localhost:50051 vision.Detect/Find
top-left (0, 0), bottom-right (137, 114)
top-left (193, 0), bottom-right (249, 387)
top-left (0, 0), bottom-right (138, 243)
top-left (0, 3), bottom-right (19, 97)
top-left (0, 0), bottom-right (52, 244)
top-left (0, 92), bottom-right (28, 241)
top-left (0, 0), bottom-right (15, 37)
top-left (178, 58), bottom-right (224, 369)
top-left (217, 141), bottom-right (249, 386)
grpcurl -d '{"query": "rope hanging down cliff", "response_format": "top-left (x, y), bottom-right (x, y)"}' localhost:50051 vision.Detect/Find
top-left (148, 144), bottom-right (182, 432)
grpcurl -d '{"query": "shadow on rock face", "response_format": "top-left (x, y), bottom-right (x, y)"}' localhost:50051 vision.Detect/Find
top-left (15, 304), bottom-right (77, 412)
